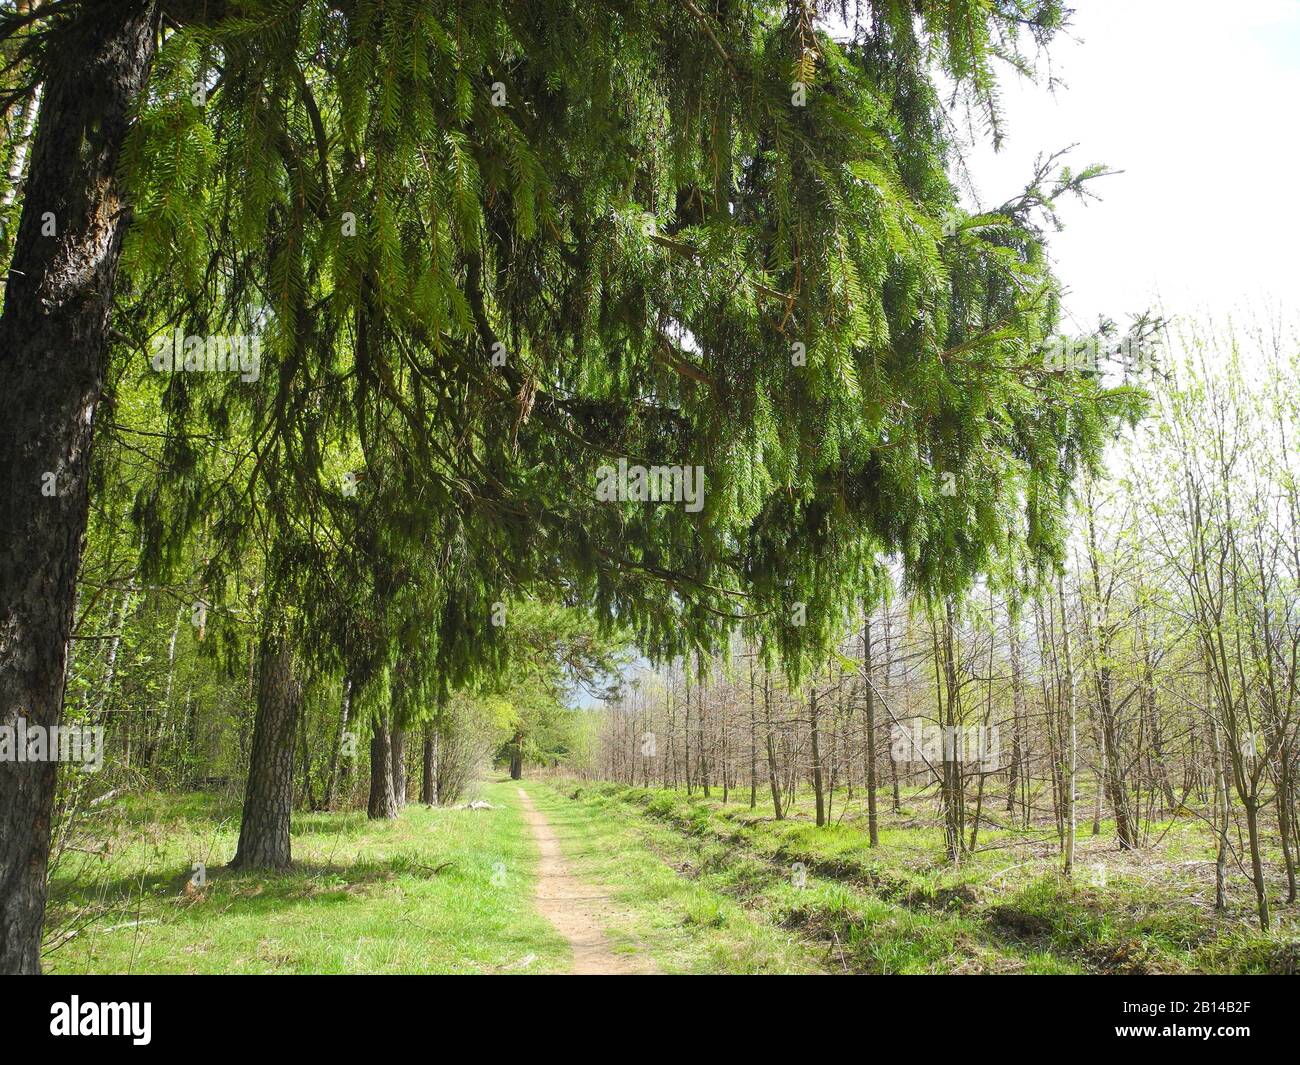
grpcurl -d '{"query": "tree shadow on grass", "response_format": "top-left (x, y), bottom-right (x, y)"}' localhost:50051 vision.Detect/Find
top-left (46, 851), bottom-right (472, 922)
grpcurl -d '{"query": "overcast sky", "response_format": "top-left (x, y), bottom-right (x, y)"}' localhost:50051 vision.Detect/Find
top-left (953, 0), bottom-right (1300, 338)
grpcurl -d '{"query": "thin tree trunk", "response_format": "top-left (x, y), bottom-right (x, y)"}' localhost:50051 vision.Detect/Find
top-left (863, 611), bottom-right (879, 846)
top-left (702, 652), bottom-right (712, 795)
top-left (683, 665), bottom-right (692, 795)
top-left (884, 610), bottom-right (901, 813)
top-left (422, 722), bottom-right (436, 805)
top-left (810, 686), bottom-right (825, 827)
top-left (1058, 578), bottom-right (1077, 877)
top-left (1244, 799), bottom-right (1270, 930)
top-left (1007, 605), bottom-right (1024, 815)
top-left (0, 84), bottom-right (41, 214)
top-left (390, 726), bottom-right (406, 809)
top-left (323, 678), bottom-right (351, 810)
top-left (1208, 716), bottom-right (1230, 910)
top-left (936, 602), bottom-right (965, 862)
top-left (143, 603), bottom-right (185, 769)
top-left (1278, 749), bottom-right (1297, 903)
top-left (763, 672), bottom-right (782, 820)
top-left (748, 652), bottom-right (757, 810)
top-left (1139, 619), bottom-right (1177, 812)
top-left (298, 691), bottom-right (315, 811)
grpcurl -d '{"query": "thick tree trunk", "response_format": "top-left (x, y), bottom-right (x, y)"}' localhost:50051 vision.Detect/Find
top-left (368, 717), bottom-right (399, 819)
top-left (508, 727), bottom-right (524, 780)
top-left (230, 633), bottom-right (303, 870)
top-left (0, 0), bottom-right (159, 975)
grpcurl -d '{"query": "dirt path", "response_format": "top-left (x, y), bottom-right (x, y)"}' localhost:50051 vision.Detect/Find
top-left (516, 787), bottom-right (654, 975)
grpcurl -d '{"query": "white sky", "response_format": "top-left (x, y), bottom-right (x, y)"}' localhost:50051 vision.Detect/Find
top-left (952, 0), bottom-right (1300, 337)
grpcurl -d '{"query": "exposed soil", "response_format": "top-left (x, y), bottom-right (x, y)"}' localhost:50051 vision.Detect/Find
top-left (516, 787), bottom-right (655, 975)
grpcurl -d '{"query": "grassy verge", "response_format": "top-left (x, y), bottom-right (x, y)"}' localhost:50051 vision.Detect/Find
top-left (518, 780), bottom-right (826, 974)
top-left (46, 780), bottom-right (568, 974)
top-left (544, 780), bottom-right (1300, 975)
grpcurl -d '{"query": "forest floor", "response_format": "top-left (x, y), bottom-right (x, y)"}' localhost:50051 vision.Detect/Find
top-left (41, 778), bottom-right (818, 974)
top-left (544, 779), bottom-right (1300, 974)
top-left (42, 777), bottom-right (1300, 974)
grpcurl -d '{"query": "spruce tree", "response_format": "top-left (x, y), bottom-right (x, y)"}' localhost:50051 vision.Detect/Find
top-left (1, 0), bottom-right (1137, 972)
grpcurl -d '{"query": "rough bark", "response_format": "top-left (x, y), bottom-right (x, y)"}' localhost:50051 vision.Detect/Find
top-left (368, 717), bottom-right (398, 819)
top-left (0, 0), bottom-right (159, 975)
top-left (230, 633), bottom-right (303, 870)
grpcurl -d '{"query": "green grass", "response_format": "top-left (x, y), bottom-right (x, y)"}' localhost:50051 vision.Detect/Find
top-left (555, 780), bottom-right (1300, 974)
top-left (46, 777), bottom-right (827, 975)
top-left (45, 775), bottom-right (1300, 975)
top-left (46, 780), bottom-right (569, 974)
top-left (517, 781), bottom-right (825, 973)
top-left (534, 781), bottom-right (1032, 973)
